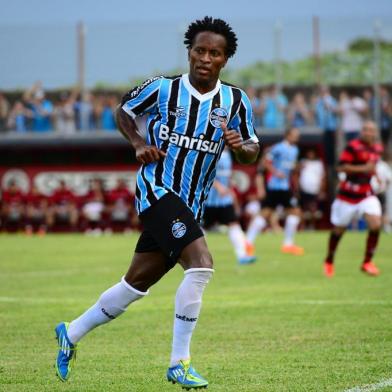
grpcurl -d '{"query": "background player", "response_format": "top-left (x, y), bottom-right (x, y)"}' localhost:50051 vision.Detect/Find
top-left (246, 127), bottom-right (304, 255)
top-left (203, 147), bottom-right (256, 265)
top-left (54, 16), bottom-right (259, 390)
top-left (324, 121), bottom-right (383, 277)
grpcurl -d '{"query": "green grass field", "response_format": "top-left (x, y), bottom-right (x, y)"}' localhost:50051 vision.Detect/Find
top-left (0, 231), bottom-right (391, 392)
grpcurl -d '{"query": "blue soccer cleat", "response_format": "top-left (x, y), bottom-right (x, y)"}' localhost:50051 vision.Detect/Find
top-left (54, 322), bottom-right (77, 382)
top-left (238, 255), bottom-right (257, 265)
top-left (167, 359), bottom-right (208, 389)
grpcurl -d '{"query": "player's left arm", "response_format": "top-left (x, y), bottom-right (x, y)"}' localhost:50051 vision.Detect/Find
top-left (222, 122), bottom-right (259, 164)
top-left (223, 90), bottom-right (260, 164)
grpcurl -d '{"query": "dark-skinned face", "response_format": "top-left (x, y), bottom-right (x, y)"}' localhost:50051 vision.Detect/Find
top-left (361, 122), bottom-right (377, 145)
top-left (188, 31), bottom-right (228, 91)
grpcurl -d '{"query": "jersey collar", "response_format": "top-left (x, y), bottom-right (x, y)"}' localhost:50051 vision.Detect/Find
top-left (182, 74), bottom-right (221, 102)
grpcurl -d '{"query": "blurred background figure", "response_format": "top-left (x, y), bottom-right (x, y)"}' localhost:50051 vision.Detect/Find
top-left (299, 148), bottom-right (326, 230)
top-left (287, 92), bottom-right (312, 127)
top-left (203, 148), bottom-right (256, 265)
top-left (314, 86), bottom-right (339, 168)
top-left (246, 128), bottom-right (304, 256)
top-left (106, 178), bottom-right (138, 232)
top-left (53, 91), bottom-right (77, 134)
top-left (379, 86), bottom-right (391, 159)
top-left (101, 95), bottom-right (118, 131)
top-left (242, 155), bottom-right (265, 229)
top-left (339, 89), bottom-right (368, 142)
top-left (23, 81), bottom-right (54, 132)
top-left (74, 91), bottom-right (95, 131)
top-left (0, 92), bottom-right (10, 133)
top-left (261, 85), bottom-right (288, 130)
top-left (81, 178), bottom-right (106, 235)
top-left (371, 158), bottom-right (392, 232)
top-left (1, 179), bottom-right (25, 232)
top-left (24, 184), bottom-right (49, 235)
top-left (245, 86), bottom-right (263, 128)
top-left (6, 101), bottom-right (33, 132)
top-left (47, 180), bottom-right (79, 231)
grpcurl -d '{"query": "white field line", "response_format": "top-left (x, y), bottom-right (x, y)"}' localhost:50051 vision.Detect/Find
top-left (344, 377), bottom-right (392, 392)
top-left (0, 297), bottom-right (391, 307)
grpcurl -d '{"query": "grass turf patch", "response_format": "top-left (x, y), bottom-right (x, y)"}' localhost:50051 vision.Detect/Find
top-left (0, 231), bottom-right (391, 391)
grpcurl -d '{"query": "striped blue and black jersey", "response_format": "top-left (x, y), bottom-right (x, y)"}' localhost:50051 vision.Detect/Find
top-left (121, 73), bottom-right (259, 222)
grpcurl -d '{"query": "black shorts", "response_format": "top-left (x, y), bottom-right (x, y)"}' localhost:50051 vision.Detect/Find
top-left (263, 190), bottom-right (298, 209)
top-left (135, 192), bottom-right (204, 269)
top-left (299, 191), bottom-right (319, 210)
top-left (202, 205), bottom-right (237, 228)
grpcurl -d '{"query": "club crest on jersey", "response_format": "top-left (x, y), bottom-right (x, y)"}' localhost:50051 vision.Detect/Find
top-left (209, 107), bottom-right (228, 128)
top-left (172, 220), bottom-right (187, 239)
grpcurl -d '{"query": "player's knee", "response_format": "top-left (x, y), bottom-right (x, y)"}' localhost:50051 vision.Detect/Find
top-left (194, 249), bottom-right (214, 269)
top-left (368, 220), bottom-right (382, 231)
top-left (124, 271), bottom-right (151, 292)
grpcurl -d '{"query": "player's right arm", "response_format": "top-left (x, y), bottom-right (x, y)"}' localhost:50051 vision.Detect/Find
top-left (264, 147), bottom-right (286, 179)
top-left (115, 108), bottom-right (165, 164)
top-left (116, 77), bottom-right (166, 164)
top-left (337, 145), bottom-right (376, 175)
top-left (338, 162), bottom-right (376, 174)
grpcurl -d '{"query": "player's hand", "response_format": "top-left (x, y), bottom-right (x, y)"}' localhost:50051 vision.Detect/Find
top-left (221, 122), bottom-right (243, 152)
top-left (135, 144), bottom-right (166, 164)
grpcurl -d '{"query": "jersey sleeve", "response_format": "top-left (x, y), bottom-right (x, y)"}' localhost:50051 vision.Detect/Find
top-left (229, 90), bottom-right (259, 144)
top-left (266, 144), bottom-right (278, 162)
top-left (338, 144), bottom-right (355, 164)
top-left (121, 76), bottom-right (162, 118)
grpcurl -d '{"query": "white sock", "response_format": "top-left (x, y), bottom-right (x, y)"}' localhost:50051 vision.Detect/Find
top-left (283, 215), bottom-right (300, 246)
top-left (67, 277), bottom-right (148, 344)
top-left (246, 215), bottom-right (266, 244)
top-left (170, 268), bottom-right (214, 367)
top-left (228, 224), bottom-right (247, 259)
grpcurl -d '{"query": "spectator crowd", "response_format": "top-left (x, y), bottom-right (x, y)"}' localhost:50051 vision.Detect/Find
top-left (0, 82), bottom-right (119, 134)
top-left (0, 82), bottom-right (391, 152)
top-left (0, 178), bottom-right (139, 235)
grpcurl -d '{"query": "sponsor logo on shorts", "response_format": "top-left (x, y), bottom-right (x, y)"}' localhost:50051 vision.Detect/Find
top-left (172, 220), bottom-right (187, 238)
top-left (176, 313), bottom-right (197, 322)
top-left (209, 107), bottom-right (228, 128)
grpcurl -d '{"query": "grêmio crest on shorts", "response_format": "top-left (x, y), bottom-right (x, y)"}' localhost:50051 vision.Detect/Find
top-left (121, 73), bottom-right (259, 222)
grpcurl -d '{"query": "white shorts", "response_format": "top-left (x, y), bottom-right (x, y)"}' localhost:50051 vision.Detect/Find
top-left (244, 200), bottom-right (261, 216)
top-left (330, 196), bottom-right (382, 227)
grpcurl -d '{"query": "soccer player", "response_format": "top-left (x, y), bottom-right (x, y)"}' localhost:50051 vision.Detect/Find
top-left (54, 16), bottom-right (260, 389)
top-left (246, 127), bottom-right (304, 255)
top-left (203, 147), bottom-right (256, 265)
top-left (324, 121), bottom-right (383, 277)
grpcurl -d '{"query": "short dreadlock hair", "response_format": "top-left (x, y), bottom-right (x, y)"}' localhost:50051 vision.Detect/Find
top-left (184, 16), bottom-right (238, 58)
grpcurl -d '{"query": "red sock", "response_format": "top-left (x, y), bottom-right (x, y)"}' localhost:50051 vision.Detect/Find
top-left (363, 230), bottom-right (380, 264)
top-left (325, 232), bottom-right (343, 264)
